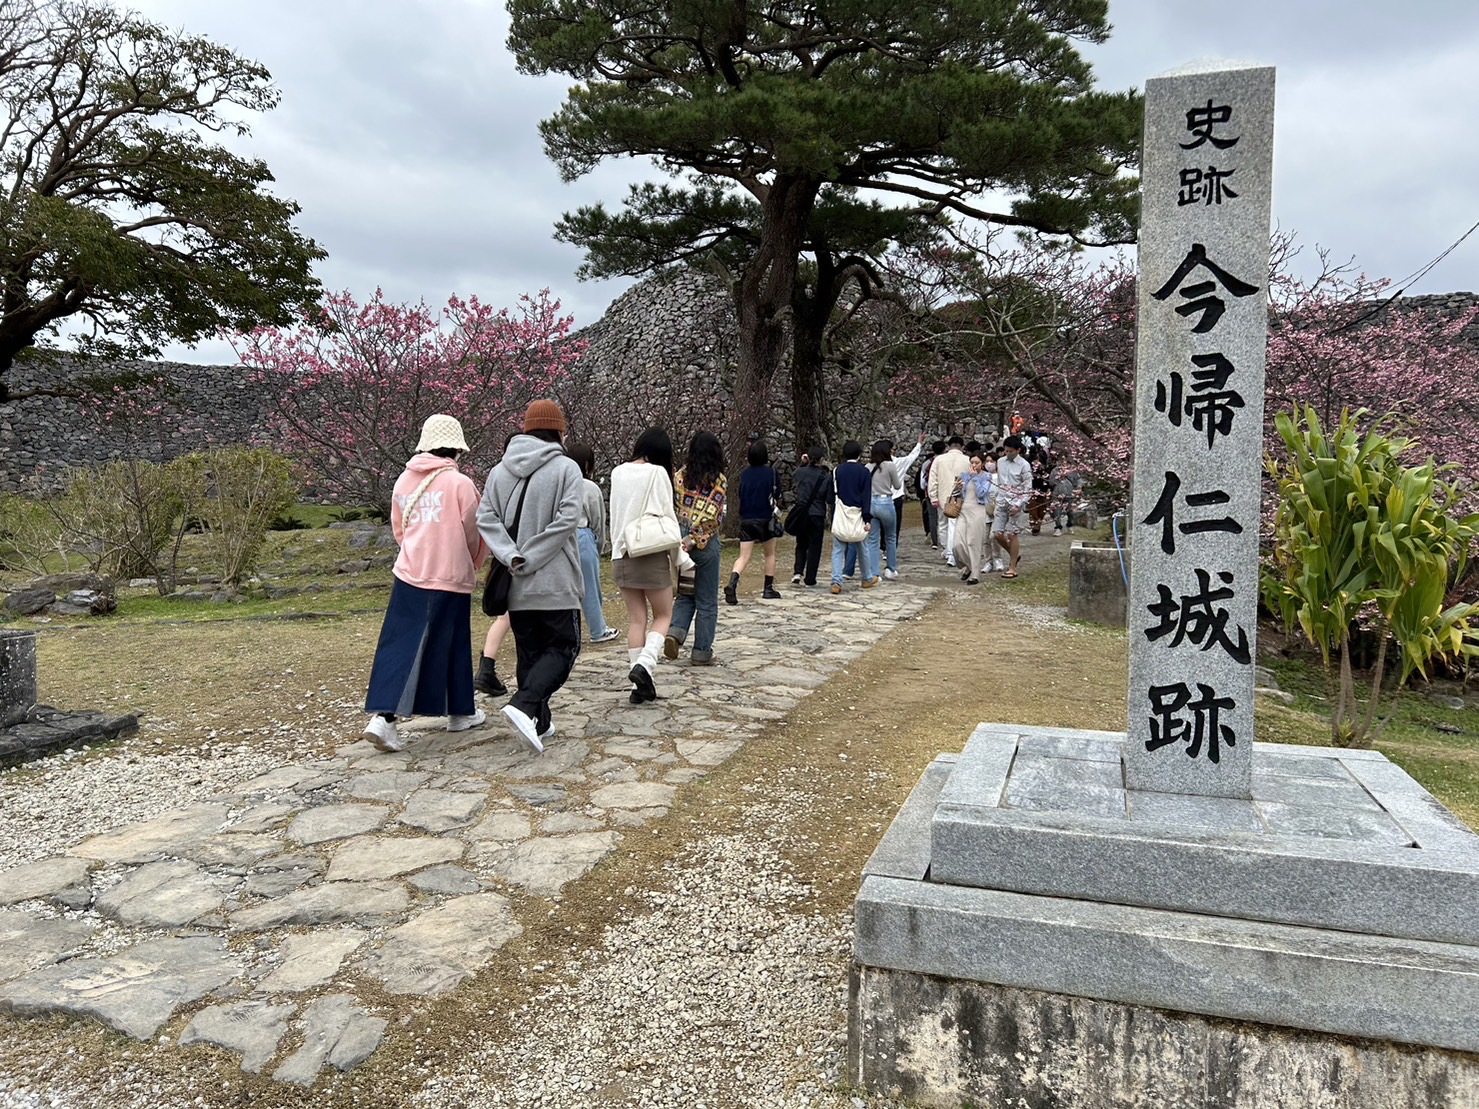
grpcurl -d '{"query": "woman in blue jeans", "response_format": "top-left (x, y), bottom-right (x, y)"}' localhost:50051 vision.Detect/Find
top-left (567, 443), bottom-right (621, 644)
top-left (863, 440), bottom-right (900, 583)
top-left (665, 430), bottom-right (727, 665)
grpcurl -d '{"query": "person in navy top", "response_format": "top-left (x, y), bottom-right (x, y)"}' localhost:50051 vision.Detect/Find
top-left (829, 439), bottom-right (874, 593)
top-left (724, 438), bottom-right (785, 604)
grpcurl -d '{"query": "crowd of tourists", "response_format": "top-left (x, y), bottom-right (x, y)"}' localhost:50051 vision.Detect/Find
top-left (361, 402), bottom-right (1087, 756)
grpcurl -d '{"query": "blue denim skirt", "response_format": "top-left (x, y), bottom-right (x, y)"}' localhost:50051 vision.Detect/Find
top-left (364, 577), bottom-right (474, 718)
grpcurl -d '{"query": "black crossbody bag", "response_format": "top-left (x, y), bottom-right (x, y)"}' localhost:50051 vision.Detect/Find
top-left (481, 478), bottom-right (530, 618)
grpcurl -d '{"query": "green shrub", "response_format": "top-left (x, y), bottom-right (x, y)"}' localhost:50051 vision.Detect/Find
top-left (0, 492), bottom-right (78, 575)
top-left (1263, 407), bottom-right (1479, 746)
top-left (188, 448), bottom-right (299, 584)
top-left (54, 458), bottom-right (205, 588)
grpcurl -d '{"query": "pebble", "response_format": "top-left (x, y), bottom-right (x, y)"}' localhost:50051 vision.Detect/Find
top-left (0, 563), bottom-right (949, 1101)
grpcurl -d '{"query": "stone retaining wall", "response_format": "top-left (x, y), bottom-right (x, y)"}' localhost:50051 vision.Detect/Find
top-left (3, 287), bottom-right (1476, 494)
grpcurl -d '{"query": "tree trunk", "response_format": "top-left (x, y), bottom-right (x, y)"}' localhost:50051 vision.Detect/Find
top-left (1357, 629), bottom-right (1390, 748)
top-left (1333, 636), bottom-right (1357, 746)
top-left (790, 288), bottom-right (832, 462)
top-left (722, 173), bottom-right (818, 525)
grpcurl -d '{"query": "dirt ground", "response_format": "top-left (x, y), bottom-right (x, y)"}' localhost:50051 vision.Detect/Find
top-left (4, 528), bottom-right (1135, 1106)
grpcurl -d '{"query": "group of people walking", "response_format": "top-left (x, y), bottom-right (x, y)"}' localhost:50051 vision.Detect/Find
top-left (361, 404), bottom-right (1085, 757)
top-left (362, 402), bottom-right (737, 756)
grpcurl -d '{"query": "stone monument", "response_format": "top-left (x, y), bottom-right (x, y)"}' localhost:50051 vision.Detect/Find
top-left (0, 628), bottom-right (136, 766)
top-left (847, 61), bottom-right (1479, 1108)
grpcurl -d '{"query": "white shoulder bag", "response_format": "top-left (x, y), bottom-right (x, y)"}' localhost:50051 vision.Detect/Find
top-left (831, 498), bottom-right (866, 543)
top-left (621, 466), bottom-right (683, 556)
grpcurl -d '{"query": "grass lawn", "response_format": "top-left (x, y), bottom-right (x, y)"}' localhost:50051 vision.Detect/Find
top-left (3, 523), bottom-right (1475, 827)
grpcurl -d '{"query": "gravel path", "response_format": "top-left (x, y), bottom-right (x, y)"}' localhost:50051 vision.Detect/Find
top-left (0, 573), bottom-right (949, 1106)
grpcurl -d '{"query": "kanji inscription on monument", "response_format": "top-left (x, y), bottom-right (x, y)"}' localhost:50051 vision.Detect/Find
top-left (1125, 63), bottom-right (1275, 798)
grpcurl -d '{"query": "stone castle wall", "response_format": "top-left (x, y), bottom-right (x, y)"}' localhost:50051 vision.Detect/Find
top-left (0, 359), bottom-right (269, 494)
top-left (3, 283), bottom-right (1476, 495)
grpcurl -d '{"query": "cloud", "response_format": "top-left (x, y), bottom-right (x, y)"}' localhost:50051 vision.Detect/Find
top-left (114, 0), bottom-right (1479, 369)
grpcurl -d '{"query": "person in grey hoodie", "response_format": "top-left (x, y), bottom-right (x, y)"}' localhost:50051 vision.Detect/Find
top-left (476, 399), bottom-right (583, 753)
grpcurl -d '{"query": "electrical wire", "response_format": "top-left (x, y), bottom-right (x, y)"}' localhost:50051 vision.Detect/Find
top-left (1328, 218), bottom-right (1479, 335)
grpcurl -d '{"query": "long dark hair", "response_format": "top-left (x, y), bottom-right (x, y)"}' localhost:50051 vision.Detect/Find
top-left (682, 430), bottom-right (724, 491)
top-left (631, 426), bottom-right (674, 481)
top-left (869, 439), bottom-right (890, 466)
top-left (566, 442), bottom-right (596, 480)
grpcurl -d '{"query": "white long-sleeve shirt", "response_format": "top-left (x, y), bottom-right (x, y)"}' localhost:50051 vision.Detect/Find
top-left (608, 461), bottom-right (678, 559)
top-left (888, 441), bottom-right (924, 500)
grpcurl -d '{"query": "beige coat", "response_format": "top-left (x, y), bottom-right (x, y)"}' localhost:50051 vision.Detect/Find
top-left (927, 448), bottom-right (970, 506)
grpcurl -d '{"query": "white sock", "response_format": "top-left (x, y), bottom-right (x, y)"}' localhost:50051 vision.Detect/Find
top-left (638, 631), bottom-right (664, 673)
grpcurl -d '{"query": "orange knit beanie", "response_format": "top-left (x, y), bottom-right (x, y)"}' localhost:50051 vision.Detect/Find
top-left (523, 399), bottom-right (566, 434)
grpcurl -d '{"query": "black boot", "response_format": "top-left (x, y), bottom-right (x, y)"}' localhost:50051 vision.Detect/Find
top-left (723, 571), bottom-right (739, 606)
top-left (473, 654), bottom-right (507, 697)
top-left (761, 575), bottom-right (782, 600)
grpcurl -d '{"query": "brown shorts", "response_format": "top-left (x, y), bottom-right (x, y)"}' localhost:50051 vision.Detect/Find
top-left (613, 551), bottom-right (674, 591)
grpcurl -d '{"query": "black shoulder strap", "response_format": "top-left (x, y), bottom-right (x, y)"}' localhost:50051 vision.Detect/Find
top-left (506, 477), bottom-right (531, 543)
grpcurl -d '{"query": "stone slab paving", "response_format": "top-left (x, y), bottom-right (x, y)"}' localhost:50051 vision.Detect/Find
top-left (0, 582), bottom-right (930, 1085)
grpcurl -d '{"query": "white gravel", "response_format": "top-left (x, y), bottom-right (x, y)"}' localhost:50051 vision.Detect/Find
top-left (0, 738), bottom-right (300, 870)
top-left (415, 804), bottom-right (902, 1109)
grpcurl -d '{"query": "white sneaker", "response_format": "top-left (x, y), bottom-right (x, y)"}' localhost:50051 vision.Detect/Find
top-left (538, 722), bottom-right (556, 742)
top-left (883, 569), bottom-right (899, 580)
top-left (590, 627), bottom-right (621, 644)
top-left (447, 708), bottom-right (487, 732)
top-left (1053, 527), bottom-right (1063, 536)
top-left (501, 704), bottom-right (545, 753)
top-left (945, 557), bottom-right (957, 568)
top-left (791, 573), bottom-right (802, 584)
top-left (363, 715), bottom-right (403, 752)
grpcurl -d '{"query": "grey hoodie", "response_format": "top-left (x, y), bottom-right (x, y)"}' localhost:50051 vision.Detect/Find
top-left (477, 435), bottom-right (583, 611)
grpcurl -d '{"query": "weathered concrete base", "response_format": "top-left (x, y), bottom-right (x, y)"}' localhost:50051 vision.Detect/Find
top-left (849, 727), bottom-right (1479, 1107)
top-left (849, 968), bottom-right (1479, 1109)
top-left (0, 704), bottom-right (138, 767)
top-left (1066, 541), bottom-right (1128, 627)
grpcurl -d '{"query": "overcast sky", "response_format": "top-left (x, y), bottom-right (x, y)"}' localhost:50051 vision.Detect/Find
top-left (125, 0), bottom-right (1479, 362)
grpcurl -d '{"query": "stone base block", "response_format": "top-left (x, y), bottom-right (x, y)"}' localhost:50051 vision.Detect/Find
top-left (1067, 542), bottom-right (1128, 626)
top-left (849, 968), bottom-right (1479, 1109)
top-left (0, 705), bottom-right (138, 767)
top-left (849, 727), bottom-right (1479, 1106)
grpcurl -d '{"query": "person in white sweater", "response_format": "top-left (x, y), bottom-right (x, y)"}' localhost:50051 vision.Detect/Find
top-left (884, 431), bottom-right (926, 578)
top-left (927, 436), bottom-right (971, 567)
top-left (608, 427), bottom-right (681, 704)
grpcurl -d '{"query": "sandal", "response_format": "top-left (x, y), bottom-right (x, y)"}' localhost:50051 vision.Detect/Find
top-left (1000, 570), bottom-right (1019, 579)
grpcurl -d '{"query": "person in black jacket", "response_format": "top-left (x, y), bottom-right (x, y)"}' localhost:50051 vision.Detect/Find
top-left (789, 446), bottom-right (833, 587)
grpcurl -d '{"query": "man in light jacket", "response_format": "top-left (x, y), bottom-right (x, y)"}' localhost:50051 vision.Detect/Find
top-left (927, 435), bottom-right (971, 567)
top-left (476, 399), bottom-right (583, 753)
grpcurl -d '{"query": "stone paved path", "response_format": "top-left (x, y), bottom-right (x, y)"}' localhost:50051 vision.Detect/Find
top-left (0, 582), bottom-right (931, 1087)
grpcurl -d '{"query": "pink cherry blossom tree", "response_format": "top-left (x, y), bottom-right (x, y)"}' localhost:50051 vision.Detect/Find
top-left (877, 229), bottom-right (1479, 511)
top-left (234, 289), bottom-right (584, 513)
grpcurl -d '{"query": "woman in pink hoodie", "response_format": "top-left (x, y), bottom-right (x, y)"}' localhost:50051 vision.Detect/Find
top-left (363, 414), bottom-right (489, 752)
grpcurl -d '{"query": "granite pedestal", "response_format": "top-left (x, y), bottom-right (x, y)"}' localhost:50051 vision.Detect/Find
top-left (847, 726), bottom-right (1479, 1107)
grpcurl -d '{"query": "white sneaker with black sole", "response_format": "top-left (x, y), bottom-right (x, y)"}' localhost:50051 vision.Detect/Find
top-left (446, 708), bottom-right (487, 732)
top-left (590, 628), bottom-right (621, 644)
top-left (363, 715), bottom-right (403, 753)
top-left (500, 704), bottom-right (544, 753)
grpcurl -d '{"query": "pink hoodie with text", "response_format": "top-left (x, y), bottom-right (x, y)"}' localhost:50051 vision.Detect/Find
top-left (390, 453), bottom-right (487, 593)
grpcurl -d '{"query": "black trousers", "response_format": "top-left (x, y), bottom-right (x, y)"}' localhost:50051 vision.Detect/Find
top-left (508, 608), bottom-right (581, 732)
top-left (791, 515), bottom-right (826, 584)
